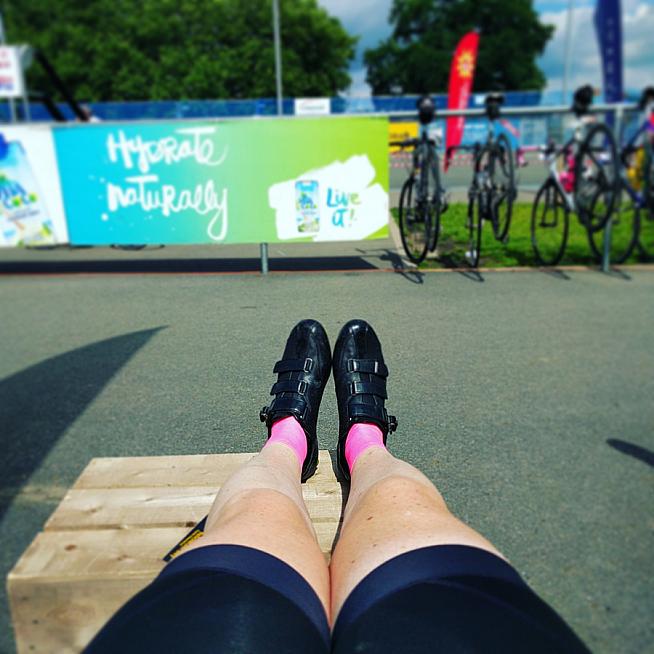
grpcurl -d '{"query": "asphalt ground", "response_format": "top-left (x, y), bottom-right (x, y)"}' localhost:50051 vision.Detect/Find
top-left (1, 255), bottom-right (653, 653)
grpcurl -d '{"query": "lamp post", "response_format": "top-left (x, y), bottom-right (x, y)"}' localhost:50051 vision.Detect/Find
top-left (272, 0), bottom-right (283, 116)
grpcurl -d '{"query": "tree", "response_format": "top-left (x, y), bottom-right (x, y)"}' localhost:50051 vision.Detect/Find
top-left (2, 0), bottom-right (357, 101)
top-left (364, 0), bottom-right (553, 94)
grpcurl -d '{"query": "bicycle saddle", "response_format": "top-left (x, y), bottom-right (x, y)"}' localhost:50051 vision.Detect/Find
top-left (484, 93), bottom-right (504, 120)
top-left (417, 95), bottom-right (436, 125)
top-left (572, 85), bottom-right (594, 117)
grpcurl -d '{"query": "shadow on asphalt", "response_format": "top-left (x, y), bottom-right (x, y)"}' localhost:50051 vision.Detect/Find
top-left (607, 439), bottom-right (654, 467)
top-left (543, 269), bottom-right (571, 281)
top-left (0, 257), bottom-right (379, 275)
top-left (375, 248), bottom-right (485, 284)
top-left (437, 254), bottom-right (484, 282)
top-left (378, 250), bottom-right (424, 284)
top-left (0, 327), bottom-right (164, 522)
top-left (606, 268), bottom-right (633, 281)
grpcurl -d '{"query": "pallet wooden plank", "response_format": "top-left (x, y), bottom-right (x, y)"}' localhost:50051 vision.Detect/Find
top-left (10, 450), bottom-right (343, 653)
top-left (9, 524), bottom-right (339, 654)
top-left (74, 450), bottom-right (338, 489)
top-left (45, 483), bottom-right (345, 532)
top-left (9, 527), bottom-right (186, 580)
top-left (11, 525), bottom-right (338, 585)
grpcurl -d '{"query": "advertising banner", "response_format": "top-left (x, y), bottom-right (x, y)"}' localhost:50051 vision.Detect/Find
top-left (388, 121), bottom-right (418, 153)
top-left (54, 118), bottom-right (388, 245)
top-left (445, 31), bottom-right (479, 170)
top-left (0, 125), bottom-right (68, 246)
top-left (0, 46), bottom-right (24, 99)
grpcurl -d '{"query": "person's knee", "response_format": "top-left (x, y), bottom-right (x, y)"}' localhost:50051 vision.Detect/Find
top-left (357, 473), bottom-right (449, 517)
top-left (221, 487), bottom-right (301, 518)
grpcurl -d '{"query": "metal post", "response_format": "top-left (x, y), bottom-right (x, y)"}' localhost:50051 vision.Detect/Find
top-left (260, 242), bottom-right (269, 274)
top-left (601, 208), bottom-right (612, 273)
top-left (602, 103), bottom-right (624, 273)
top-left (562, 0), bottom-right (574, 104)
top-left (272, 0), bottom-right (283, 116)
top-left (16, 45), bottom-right (31, 122)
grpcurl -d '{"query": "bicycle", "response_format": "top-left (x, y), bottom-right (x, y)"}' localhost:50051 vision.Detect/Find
top-left (604, 86), bottom-right (654, 262)
top-left (445, 93), bottom-right (516, 268)
top-left (529, 85), bottom-right (620, 266)
top-left (392, 95), bottom-right (448, 264)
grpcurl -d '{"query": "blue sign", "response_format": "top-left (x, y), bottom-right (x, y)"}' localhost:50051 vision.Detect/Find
top-left (594, 0), bottom-right (623, 104)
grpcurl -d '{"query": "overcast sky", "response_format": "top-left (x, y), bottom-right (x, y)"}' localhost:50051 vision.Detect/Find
top-left (316, 0), bottom-right (654, 96)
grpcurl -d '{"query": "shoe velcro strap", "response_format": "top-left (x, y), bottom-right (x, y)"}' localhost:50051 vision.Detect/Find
top-left (347, 359), bottom-right (388, 377)
top-left (349, 380), bottom-right (387, 399)
top-left (271, 379), bottom-right (308, 396)
top-left (273, 358), bottom-right (313, 374)
top-left (348, 405), bottom-right (397, 433)
top-left (348, 403), bottom-right (387, 425)
top-left (267, 396), bottom-right (308, 421)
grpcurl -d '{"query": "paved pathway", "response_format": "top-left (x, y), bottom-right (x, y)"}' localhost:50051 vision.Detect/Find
top-left (1, 266), bottom-right (653, 653)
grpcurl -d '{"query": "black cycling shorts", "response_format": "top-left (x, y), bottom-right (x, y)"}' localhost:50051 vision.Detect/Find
top-left (86, 543), bottom-right (589, 653)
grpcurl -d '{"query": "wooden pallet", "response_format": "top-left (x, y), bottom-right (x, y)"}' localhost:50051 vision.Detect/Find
top-left (8, 450), bottom-right (344, 653)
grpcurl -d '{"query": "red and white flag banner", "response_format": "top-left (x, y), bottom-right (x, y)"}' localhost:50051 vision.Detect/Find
top-left (445, 31), bottom-right (479, 171)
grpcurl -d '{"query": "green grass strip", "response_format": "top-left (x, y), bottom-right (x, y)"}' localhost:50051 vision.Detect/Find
top-left (391, 203), bottom-right (648, 269)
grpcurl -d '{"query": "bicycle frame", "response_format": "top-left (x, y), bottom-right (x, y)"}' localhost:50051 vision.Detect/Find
top-left (447, 118), bottom-right (505, 220)
top-left (537, 116), bottom-right (599, 217)
top-left (411, 126), bottom-right (443, 206)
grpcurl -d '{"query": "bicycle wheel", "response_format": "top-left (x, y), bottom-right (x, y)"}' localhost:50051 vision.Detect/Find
top-left (574, 122), bottom-right (619, 231)
top-left (466, 193), bottom-right (483, 267)
top-left (399, 176), bottom-right (430, 264)
top-left (587, 179), bottom-right (640, 264)
top-left (638, 141), bottom-right (654, 259)
top-left (531, 180), bottom-right (569, 266)
top-left (427, 151), bottom-right (443, 252)
top-left (491, 133), bottom-right (515, 242)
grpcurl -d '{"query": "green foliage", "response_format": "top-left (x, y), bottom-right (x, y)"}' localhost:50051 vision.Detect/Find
top-left (365, 0), bottom-right (554, 94)
top-left (3, 0), bottom-right (357, 101)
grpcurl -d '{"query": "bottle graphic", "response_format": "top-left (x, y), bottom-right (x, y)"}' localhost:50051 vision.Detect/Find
top-left (294, 180), bottom-right (320, 234)
top-left (0, 133), bottom-right (55, 246)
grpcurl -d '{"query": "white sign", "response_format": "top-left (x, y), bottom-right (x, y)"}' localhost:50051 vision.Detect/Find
top-left (268, 154), bottom-right (388, 242)
top-left (294, 97), bottom-right (331, 116)
top-left (0, 47), bottom-right (24, 98)
top-left (0, 125), bottom-right (69, 246)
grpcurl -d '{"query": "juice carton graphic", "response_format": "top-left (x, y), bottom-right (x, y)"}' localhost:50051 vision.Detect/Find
top-left (269, 155), bottom-right (388, 242)
top-left (0, 133), bottom-right (55, 246)
top-left (295, 180), bottom-right (320, 234)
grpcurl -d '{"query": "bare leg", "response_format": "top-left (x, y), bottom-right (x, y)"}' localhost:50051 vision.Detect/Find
top-left (183, 442), bottom-right (330, 620)
top-left (330, 446), bottom-right (505, 622)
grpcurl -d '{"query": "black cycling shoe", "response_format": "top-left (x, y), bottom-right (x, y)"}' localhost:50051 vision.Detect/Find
top-left (259, 319), bottom-right (331, 482)
top-left (333, 319), bottom-right (397, 482)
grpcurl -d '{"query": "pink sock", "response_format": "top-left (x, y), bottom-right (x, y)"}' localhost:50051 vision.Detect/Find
top-left (345, 423), bottom-right (385, 472)
top-left (264, 416), bottom-right (307, 466)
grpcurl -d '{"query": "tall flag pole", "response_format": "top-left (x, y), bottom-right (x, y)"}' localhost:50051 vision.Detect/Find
top-left (562, 0), bottom-right (575, 103)
top-left (594, 0), bottom-right (623, 104)
top-left (445, 30), bottom-right (480, 171)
